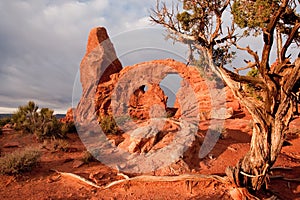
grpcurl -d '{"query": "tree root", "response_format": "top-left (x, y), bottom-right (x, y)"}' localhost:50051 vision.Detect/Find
top-left (52, 169), bottom-right (229, 190)
top-left (52, 169), bottom-right (101, 188)
top-left (54, 169), bottom-right (296, 199)
top-left (103, 173), bottom-right (229, 189)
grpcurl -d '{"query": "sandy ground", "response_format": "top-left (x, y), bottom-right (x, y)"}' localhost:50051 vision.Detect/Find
top-left (0, 115), bottom-right (299, 200)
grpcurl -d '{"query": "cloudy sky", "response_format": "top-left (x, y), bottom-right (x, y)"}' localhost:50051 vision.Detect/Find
top-left (1, 1), bottom-right (297, 114)
top-left (0, 0), bottom-right (190, 114)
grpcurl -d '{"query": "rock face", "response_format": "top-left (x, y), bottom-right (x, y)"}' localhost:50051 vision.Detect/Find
top-left (75, 26), bottom-right (239, 123)
top-left (60, 108), bottom-right (74, 123)
top-left (75, 27), bottom-right (122, 124)
top-left (110, 59), bottom-right (210, 122)
top-left (73, 26), bottom-right (243, 174)
top-left (128, 83), bottom-right (168, 120)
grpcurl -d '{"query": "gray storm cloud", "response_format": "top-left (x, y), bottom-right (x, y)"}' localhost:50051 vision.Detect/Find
top-left (0, 0), bottom-right (169, 113)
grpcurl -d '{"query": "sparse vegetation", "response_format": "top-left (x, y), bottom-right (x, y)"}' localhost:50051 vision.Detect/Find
top-left (0, 117), bottom-right (11, 127)
top-left (61, 121), bottom-right (77, 134)
top-left (53, 139), bottom-right (70, 152)
top-left (99, 116), bottom-right (120, 135)
top-left (81, 150), bottom-right (96, 164)
top-left (11, 101), bottom-right (66, 141)
top-left (0, 148), bottom-right (41, 175)
top-left (42, 139), bottom-right (70, 152)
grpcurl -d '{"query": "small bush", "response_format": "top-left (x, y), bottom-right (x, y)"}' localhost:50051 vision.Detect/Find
top-left (0, 117), bottom-right (11, 127)
top-left (61, 122), bottom-right (77, 134)
top-left (42, 139), bottom-right (70, 152)
top-left (34, 110), bottom-right (65, 141)
top-left (53, 139), bottom-right (70, 152)
top-left (0, 148), bottom-right (41, 175)
top-left (12, 101), bottom-right (66, 141)
top-left (99, 116), bottom-right (119, 135)
top-left (81, 151), bottom-right (96, 164)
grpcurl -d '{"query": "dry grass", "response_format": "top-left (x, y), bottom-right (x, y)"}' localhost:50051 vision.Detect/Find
top-left (0, 148), bottom-right (41, 175)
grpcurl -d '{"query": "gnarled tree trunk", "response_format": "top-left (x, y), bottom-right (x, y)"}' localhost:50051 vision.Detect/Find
top-left (223, 57), bottom-right (300, 190)
top-left (150, 0), bottom-right (300, 193)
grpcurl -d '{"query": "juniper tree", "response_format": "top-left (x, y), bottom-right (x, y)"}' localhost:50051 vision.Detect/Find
top-left (151, 0), bottom-right (300, 193)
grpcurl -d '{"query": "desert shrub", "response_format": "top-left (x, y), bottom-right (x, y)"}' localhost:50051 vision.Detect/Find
top-left (61, 122), bottom-right (77, 134)
top-left (12, 101), bottom-right (66, 141)
top-left (0, 148), bottom-right (41, 175)
top-left (12, 101), bottom-right (38, 133)
top-left (99, 116), bottom-right (119, 135)
top-left (81, 150), bottom-right (96, 163)
top-left (34, 108), bottom-right (65, 141)
top-left (42, 139), bottom-right (70, 152)
top-left (0, 117), bottom-right (12, 127)
top-left (52, 139), bottom-right (70, 152)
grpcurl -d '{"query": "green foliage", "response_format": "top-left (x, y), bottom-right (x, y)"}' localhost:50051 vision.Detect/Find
top-left (12, 101), bottom-right (66, 141)
top-left (232, 0), bottom-right (279, 33)
top-left (12, 101), bottom-right (39, 133)
top-left (0, 117), bottom-right (11, 127)
top-left (247, 68), bottom-right (260, 78)
top-left (0, 148), bottom-right (41, 175)
top-left (61, 122), bottom-right (77, 134)
top-left (34, 108), bottom-right (65, 141)
top-left (246, 68), bottom-right (263, 101)
top-left (176, 0), bottom-right (224, 33)
top-left (176, 1), bottom-right (236, 66)
top-left (177, 11), bottom-right (193, 31)
top-left (0, 116), bottom-right (10, 135)
top-left (99, 116), bottom-right (120, 135)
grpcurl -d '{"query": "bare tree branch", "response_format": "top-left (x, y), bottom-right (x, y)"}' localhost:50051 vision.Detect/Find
top-left (280, 22), bottom-right (300, 61)
top-left (261, 0), bottom-right (289, 74)
top-left (234, 62), bottom-right (257, 74)
top-left (222, 67), bottom-right (266, 89)
top-left (210, 0), bottom-right (230, 45)
top-left (231, 40), bottom-right (260, 67)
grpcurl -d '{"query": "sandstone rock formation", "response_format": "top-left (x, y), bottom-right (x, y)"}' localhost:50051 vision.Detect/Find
top-left (73, 26), bottom-right (243, 174)
top-left (75, 27), bottom-right (122, 124)
top-left (60, 108), bottom-right (74, 123)
top-left (98, 58), bottom-right (236, 123)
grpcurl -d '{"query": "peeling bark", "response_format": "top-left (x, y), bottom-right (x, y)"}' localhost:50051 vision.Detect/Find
top-left (224, 58), bottom-right (300, 190)
top-left (151, 0), bottom-right (300, 192)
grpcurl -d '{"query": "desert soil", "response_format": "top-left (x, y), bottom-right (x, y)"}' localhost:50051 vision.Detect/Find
top-left (0, 114), bottom-right (299, 200)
